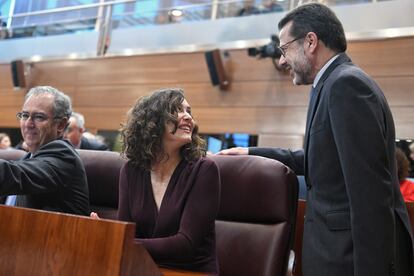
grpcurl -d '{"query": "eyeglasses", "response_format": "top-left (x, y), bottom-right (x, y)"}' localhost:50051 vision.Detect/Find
top-left (277, 36), bottom-right (305, 58)
top-left (16, 112), bottom-right (59, 123)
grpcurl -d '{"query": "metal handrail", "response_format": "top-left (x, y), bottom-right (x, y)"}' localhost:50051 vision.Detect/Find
top-left (0, 0), bottom-right (135, 20)
top-left (0, 0), bottom-right (247, 21)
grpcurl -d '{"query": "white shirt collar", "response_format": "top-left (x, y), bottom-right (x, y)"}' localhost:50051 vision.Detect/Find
top-left (312, 54), bottom-right (340, 88)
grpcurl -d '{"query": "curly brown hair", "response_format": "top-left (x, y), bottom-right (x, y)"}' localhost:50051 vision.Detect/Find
top-left (121, 88), bottom-right (206, 170)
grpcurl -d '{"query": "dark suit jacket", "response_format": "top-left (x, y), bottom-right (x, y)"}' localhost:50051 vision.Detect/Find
top-left (0, 139), bottom-right (90, 215)
top-left (250, 53), bottom-right (414, 275)
top-left (80, 136), bottom-right (108, 151)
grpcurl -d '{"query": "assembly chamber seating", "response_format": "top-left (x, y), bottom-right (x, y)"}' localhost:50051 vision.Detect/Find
top-left (0, 149), bottom-right (299, 276)
top-left (210, 155), bottom-right (298, 276)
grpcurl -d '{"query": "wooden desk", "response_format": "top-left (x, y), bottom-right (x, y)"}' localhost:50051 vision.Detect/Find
top-left (0, 205), bottom-right (161, 275)
top-left (0, 205), bottom-right (217, 275)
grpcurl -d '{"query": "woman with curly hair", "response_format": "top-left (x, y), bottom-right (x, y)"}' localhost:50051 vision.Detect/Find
top-left (118, 88), bottom-right (220, 273)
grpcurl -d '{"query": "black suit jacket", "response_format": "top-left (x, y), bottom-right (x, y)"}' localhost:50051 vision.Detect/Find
top-left (0, 139), bottom-right (89, 215)
top-left (80, 136), bottom-right (108, 151)
top-left (250, 53), bottom-right (414, 275)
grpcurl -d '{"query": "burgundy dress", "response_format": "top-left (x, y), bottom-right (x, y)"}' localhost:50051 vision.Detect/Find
top-left (118, 157), bottom-right (220, 273)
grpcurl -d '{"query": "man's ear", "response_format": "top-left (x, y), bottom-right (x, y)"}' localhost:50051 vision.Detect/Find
top-left (57, 117), bottom-right (69, 135)
top-left (306, 32), bottom-right (318, 53)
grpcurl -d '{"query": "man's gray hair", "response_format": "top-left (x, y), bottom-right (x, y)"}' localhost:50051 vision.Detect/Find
top-left (25, 86), bottom-right (72, 119)
top-left (71, 112), bottom-right (85, 129)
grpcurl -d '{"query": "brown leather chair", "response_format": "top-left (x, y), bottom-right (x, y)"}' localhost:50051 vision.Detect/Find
top-left (1, 149), bottom-right (299, 276)
top-left (77, 149), bottom-right (126, 219)
top-left (210, 155), bottom-right (299, 276)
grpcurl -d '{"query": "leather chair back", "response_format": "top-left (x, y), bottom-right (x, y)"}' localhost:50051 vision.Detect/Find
top-left (209, 155), bottom-right (298, 276)
top-left (77, 149), bottom-right (126, 219)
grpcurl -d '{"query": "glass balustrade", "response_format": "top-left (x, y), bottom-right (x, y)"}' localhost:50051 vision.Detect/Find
top-left (0, 0), bottom-right (392, 40)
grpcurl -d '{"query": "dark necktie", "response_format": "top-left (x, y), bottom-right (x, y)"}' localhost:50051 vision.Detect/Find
top-left (304, 86), bottom-right (318, 191)
top-left (309, 86), bottom-right (317, 107)
top-left (306, 86), bottom-right (317, 125)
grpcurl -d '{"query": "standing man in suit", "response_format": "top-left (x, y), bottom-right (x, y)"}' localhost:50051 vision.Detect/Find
top-left (220, 3), bottom-right (414, 275)
top-left (64, 112), bottom-right (108, 150)
top-left (0, 86), bottom-right (89, 215)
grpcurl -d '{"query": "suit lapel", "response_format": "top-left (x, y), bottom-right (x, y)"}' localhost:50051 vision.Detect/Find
top-left (303, 53), bottom-right (352, 181)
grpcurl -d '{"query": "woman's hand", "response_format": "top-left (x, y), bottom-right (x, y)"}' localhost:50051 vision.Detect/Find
top-left (90, 212), bottom-right (101, 219)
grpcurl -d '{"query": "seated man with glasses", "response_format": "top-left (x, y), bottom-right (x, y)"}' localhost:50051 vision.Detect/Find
top-left (0, 86), bottom-right (89, 215)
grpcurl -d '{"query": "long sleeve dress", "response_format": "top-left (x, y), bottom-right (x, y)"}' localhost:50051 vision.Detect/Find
top-left (118, 157), bottom-right (220, 273)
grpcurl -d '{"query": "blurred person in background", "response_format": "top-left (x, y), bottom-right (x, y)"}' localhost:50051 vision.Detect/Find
top-left (237, 0), bottom-right (260, 16)
top-left (397, 147), bottom-right (414, 202)
top-left (64, 112), bottom-right (108, 150)
top-left (261, 0), bottom-right (283, 13)
top-left (0, 133), bottom-right (12, 149)
top-left (409, 142), bottom-right (414, 178)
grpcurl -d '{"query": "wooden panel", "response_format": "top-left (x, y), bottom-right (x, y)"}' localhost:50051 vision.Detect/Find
top-left (0, 107), bottom-right (23, 128)
top-left (0, 63), bottom-right (13, 87)
top-left (376, 76), bottom-right (414, 106)
top-left (73, 84), bottom-right (173, 108)
top-left (348, 37), bottom-right (414, 77)
top-left (391, 106), bottom-right (414, 139)
top-left (0, 205), bottom-right (161, 276)
top-left (258, 133), bottom-right (304, 149)
top-left (224, 49), bottom-right (292, 82)
top-left (73, 81), bottom-right (309, 108)
top-left (194, 107), bottom-right (308, 134)
top-left (0, 90), bottom-right (26, 107)
top-left (75, 53), bottom-right (212, 85)
top-left (0, 37), bottom-right (414, 138)
top-left (29, 61), bottom-right (80, 87)
top-left (185, 81), bottom-right (309, 107)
